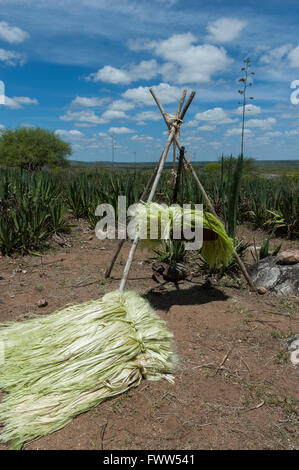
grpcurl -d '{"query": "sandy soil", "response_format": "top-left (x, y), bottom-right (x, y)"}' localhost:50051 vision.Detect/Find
top-left (0, 222), bottom-right (298, 450)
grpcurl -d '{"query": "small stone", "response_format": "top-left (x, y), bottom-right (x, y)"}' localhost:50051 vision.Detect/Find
top-left (284, 425), bottom-right (295, 434)
top-left (37, 298), bottom-right (48, 308)
top-left (276, 250), bottom-right (299, 265)
top-left (22, 270), bottom-right (27, 274)
top-left (257, 286), bottom-right (267, 295)
top-left (88, 236), bottom-right (93, 241)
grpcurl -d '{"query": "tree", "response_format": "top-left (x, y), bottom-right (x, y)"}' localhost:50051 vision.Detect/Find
top-left (204, 162), bottom-right (221, 175)
top-left (0, 127), bottom-right (71, 171)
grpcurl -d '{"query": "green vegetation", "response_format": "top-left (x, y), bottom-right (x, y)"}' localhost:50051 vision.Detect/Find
top-left (0, 160), bottom-right (298, 256)
top-left (0, 128), bottom-right (71, 171)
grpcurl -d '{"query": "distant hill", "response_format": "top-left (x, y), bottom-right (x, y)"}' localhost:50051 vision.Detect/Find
top-left (68, 160), bottom-right (208, 170)
top-left (68, 159), bottom-right (299, 172)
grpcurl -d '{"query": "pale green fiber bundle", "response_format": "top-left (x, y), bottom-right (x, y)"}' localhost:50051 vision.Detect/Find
top-left (200, 211), bottom-right (234, 269)
top-left (0, 290), bottom-right (177, 449)
top-left (132, 202), bottom-right (234, 268)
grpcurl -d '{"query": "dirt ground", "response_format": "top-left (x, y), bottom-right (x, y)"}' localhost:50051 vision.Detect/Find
top-left (0, 221), bottom-right (298, 450)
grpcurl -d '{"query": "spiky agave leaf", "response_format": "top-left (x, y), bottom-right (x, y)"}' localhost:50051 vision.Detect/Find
top-left (0, 290), bottom-right (177, 449)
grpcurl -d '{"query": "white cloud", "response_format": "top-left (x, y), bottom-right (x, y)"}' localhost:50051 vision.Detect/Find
top-left (55, 129), bottom-right (84, 139)
top-left (184, 135), bottom-right (204, 143)
top-left (0, 123), bottom-right (4, 130)
top-left (206, 18), bottom-right (247, 43)
top-left (246, 117), bottom-right (276, 130)
top-left (134, 111), bottom-right (161, 124)
top-left (71, 96), bottom-right (110, 107)
top-left (225, 127), bottom-right (252, 136)
top-left (0, 21), bottom-right (29, 44)
top-left (129, 59), bottom-right (159, 80)
top-left (260, 44), bottom-right (292, 65)
top-left (13, 96), bottom-right (38, 105)
top-left (288, 45), bottom-right (299, 68)
top-left (74, 122), bottom-right (96, 128)
top-left (61, 107), bottom-right (128, 125)
top-left (108, 99), bottom-right (135, 111)
top-left (255, 135), bottom-right (270, 145)
top-left (101, 109), bottom-right (127, 121)
top-left (131, 134), bottom-right (154, 141)
top-left (0, 48), bottom-right (25, 66)
top-left (198, 125), bottom-right (216, 131)
top-left (108, 127), bottom-right (135, 134)
top-left (4, 96), bottom-right (38, 109)
top-left (60, 110), bottom-right (106, 124)
top-left (285, 128), bottom-right (299, 136)
top-left (87, 60), bottom-right (159, 84)
top-left (87, 65), bottom-right (132, 84)
top-left (127, 38), bottom-right (156, 52)
top-left (156, 0), bottom-right (178, 5)
top-left (123, 82), bottom-right (183, 105)
top-left (234, 104), bottom-right (261, 115)
top-left (96, 33), bottom-right (231, 85)
top-left (195, 107), bottom-right (235, 124)
top-left (265, 131), bottom-right (283, 137)
top-left (182, 120), bottom-right (195, 128)
top-left (151, 33), bottom-right (232, 83)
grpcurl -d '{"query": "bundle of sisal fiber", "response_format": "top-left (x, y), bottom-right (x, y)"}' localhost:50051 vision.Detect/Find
top-left (131, 202), bottom-right (234, 269)
top-left (0, 290), bottom-right (177, 449)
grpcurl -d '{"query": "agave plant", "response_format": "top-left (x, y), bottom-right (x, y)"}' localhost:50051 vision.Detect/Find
top-left (250, 237), bottom-right (282, 263)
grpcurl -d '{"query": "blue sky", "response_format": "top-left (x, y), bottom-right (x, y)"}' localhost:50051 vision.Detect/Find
top-left (0, 0), bottom-right (299, 162)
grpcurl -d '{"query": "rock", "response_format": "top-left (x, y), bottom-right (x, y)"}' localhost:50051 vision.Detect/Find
top-left (276, 249), bottom-right (299, 265)
top-left (37, 298), bottom-right (48, 308)
top-left (248, 256), bottom-right (299, 296)
top-left (256, 286), bottom-right (267, 295)
top-left (152, 262), bottom-right (189, 282)
top-left (52, 233), bottom-right (71, 247)
top-left (285, 335), bottom-right (299, 366)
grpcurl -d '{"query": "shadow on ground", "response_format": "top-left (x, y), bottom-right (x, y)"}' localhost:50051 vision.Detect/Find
top-left (144, 283), bottom-right (230, 311)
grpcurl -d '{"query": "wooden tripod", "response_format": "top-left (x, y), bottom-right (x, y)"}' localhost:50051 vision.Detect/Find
top-left (104, 88), bottom-right (257, 293)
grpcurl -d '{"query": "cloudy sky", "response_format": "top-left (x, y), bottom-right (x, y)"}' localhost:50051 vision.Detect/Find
top-left (0, 0), bottom-right (299, 162)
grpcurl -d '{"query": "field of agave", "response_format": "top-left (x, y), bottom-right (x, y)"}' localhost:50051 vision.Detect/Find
top-left (0, 162), bottom-right (298, 256)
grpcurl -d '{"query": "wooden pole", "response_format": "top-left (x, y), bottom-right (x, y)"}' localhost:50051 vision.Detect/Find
top-left (106, 89), bottom-right (187, 280)
top-left (105, 154), bottom-right (162, 278)
top-left (179, 91), bottom-right (196, 121)
top-left (119, 125), bottom-right (177, 291)
top-left (172, 146), bottom-right (185, 204)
